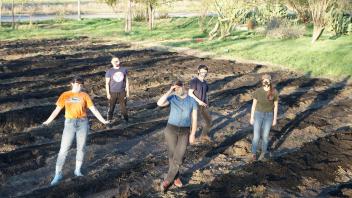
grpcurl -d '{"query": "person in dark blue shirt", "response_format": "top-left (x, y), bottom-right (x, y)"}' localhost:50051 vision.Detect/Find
top-left (157, 80), bottom-right (198, 193)
top-left (189, 64), bottom-right (212, 142)
top-left (105, 57), bottom-right (130, 122)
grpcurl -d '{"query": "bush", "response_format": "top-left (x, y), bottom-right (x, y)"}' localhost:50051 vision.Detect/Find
top-left (328, 9), bottom-right (352, 36)
top-left (265, 20), bottom-right (305, 39)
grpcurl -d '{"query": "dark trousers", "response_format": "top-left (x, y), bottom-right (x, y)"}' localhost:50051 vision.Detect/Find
top-left (107, 91), bottom-right (127, 120)
top-left (199, 106), bottom-right (212, 136)
top-left (164, 124), bottom-right (189, 183)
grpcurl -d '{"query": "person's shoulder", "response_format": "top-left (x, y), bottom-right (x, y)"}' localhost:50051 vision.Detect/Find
top-left (106, 67), bottom-right (114, 74)
top-left (254, 87), bottom-right (261, 93)
top-left (188, 95), bottom-right (197, 103)
top-left (191, 77), bottom-right (200, 82)
top-left (167, 94), bottom-right (175, 101)
top-left (80, 91), bottom-right (90, 97)
top-left (274, 88), bottom-right (279, 95)
top-left (61, 91), bottom-right (71, 96)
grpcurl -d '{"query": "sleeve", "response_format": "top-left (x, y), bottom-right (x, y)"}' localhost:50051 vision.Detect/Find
top-left (84, 93), bottom-right (94, 108)
top-left (167, 95), bottom-right (174, 102)
top-left (252, 89), bottom-right (258, 100)
top-left (56, 93), bottom-right (66, 108)
top-left (192, 98), bottom-right (198, 110)
top-left (189, 79), bottom-right (197, 90)
top-left (273, 90), bottom-right (279, 101)
top-left (105, 69), bottom-right (111, 78)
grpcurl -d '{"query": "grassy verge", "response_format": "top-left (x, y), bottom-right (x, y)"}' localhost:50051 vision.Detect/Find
top-left (0, 17), bottom-right (351, 78)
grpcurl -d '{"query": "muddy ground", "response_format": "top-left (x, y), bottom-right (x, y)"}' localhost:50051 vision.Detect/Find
top-left (0, 37), bottom-right (352, 198)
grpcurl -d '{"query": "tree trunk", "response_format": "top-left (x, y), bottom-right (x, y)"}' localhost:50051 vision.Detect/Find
top-left (77, 0), bottom-right (81, 20)
top-left (148, 2), bottom-right (154, 30)
top-left (311, 26), bottom-right (324, 43)
top-left (11, 0), bottom-right (15, 29)
top-left (309, 0), bottom-right (332, 43)
top-left (0, 0), bottom-right (2, 27)
top-left (124, 0), bottom-right (132, 32)
top-left (145, 3), bottom-right (148, 23)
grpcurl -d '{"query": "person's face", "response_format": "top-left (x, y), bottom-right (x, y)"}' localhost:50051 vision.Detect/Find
top-left (71, 82), bottom-right (82, 92)
top-left (198, 68), bottom-right (208, 78)
top-left (262, 79), bottom-right (271, 88)
top-left (112, 59), bottom-right (120, 68)
top-left (174, 85), bottom-right (185, 96)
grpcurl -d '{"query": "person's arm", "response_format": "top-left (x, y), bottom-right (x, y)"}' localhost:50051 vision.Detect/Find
top-left (105, 77), bottom-right (111, 99)
top-left (188, 89), bottom-right (207, 107)
top-left (125, 76), bottom-right (130, 98)
top-left (43, 106), bottom-right (63, 125)
top-left (273, 99), bottom-right (279, 126)
top-left (189, 108), bottom-right (198, 144)
top-left (250, 99), bottom-right (257, 125)
top-left (157, 86), bottom-right (176, 107)
top-left (89, 106), bottom-right (109, 124)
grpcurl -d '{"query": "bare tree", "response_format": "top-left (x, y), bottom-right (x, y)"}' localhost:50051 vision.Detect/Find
top-left (0, 0), bottom-right (2, 27)
top-left (12, 0), bottom-right (15, 29)
top-left (308, 0), bottom-right (334, 43)
top-left (125, 0), bottom-right (132, 32)
top-left (78, 0), bottom-right (81, 20)
top-left (101, 0), bottom-right (133, 32)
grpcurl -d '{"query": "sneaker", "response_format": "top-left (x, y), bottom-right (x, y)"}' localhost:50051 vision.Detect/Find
top-left (160, 180), bottom-right (170, 193)
top-left (251, 153), bottom-right (257, 161)
top-left (174, 178), bottom-right (183, 188)
top-left (50, 174), bottom-right (63, 186)
top-left (74, 170), bottom-right (84, 177)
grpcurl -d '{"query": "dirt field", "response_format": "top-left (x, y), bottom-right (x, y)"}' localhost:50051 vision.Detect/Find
top-left (1, 37), bottom-right (352, 197)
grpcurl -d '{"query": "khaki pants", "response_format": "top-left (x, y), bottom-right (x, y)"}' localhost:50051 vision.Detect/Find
top-left (199, 106), bottom-right (212, 137)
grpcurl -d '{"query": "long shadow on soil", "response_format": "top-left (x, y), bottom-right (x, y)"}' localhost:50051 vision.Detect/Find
top-left (0, 120), bottom-right (166, 180)
top-left (185, 126), bottom-right (352, 197)
top-left (270, 76), bottom-right (350, 152)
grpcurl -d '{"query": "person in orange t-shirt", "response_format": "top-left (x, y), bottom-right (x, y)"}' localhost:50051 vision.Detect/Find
top-left (43, 76), bottom-right (109, 186)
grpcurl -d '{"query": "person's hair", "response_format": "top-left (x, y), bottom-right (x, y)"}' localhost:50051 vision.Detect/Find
top-left (261, 74), bottom-right (274, 100)
top-left (71, 76), bottom-right (84, 84)
top-left (198, 64), bottom-right (208, 71)
top-left (173, 79), bottom-right (184, 87)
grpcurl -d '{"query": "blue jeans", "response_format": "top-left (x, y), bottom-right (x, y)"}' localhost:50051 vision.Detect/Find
top-left (56, 118), bottom-right (89, 168)
top-left (252, 111), bottom-right (273, 154)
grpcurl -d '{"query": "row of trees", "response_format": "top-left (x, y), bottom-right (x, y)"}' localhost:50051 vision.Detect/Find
top-left (101, 0), bottom-right (159, 32)
top-left (207, 0), bottom-right (352, 43)
top-left (1, 0), bottom-right (351, 43)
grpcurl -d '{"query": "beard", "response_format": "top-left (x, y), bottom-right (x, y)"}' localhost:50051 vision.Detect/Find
top-left (175, 89), bottom-right (185, 96)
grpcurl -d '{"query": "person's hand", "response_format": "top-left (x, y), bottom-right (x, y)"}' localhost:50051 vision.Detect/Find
top-left (250, 117), bottom-right (254, 125)
top-left (43, 120), bottom-right (51, 126)
top-left (103, 120), bottom-right (110, 125)
top-left (199, 101), bottom-right (207, 107)
top-left (189, 134), bottom-right (196, 145)
top-left (272, 119), bottom-right (277, 126)
top-left (169, 85), bottom-right (178, 92)
top-left (107, 93), bottom-right (111, 100)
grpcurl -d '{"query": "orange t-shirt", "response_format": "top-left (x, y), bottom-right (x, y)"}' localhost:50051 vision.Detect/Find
top-left (56, 91), bottom-right (94, 119)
